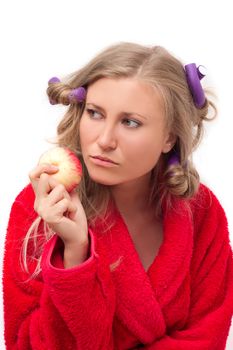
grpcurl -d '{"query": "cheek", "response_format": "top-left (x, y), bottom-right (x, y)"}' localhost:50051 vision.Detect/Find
top-left (123, 133), bottom-right (163, 170)
top-left (79, 117), bottom-right (94, 147)
top-left (79, 119), bottom-right (85, 142)
top-left (126, 134), bottom-right (162, 159)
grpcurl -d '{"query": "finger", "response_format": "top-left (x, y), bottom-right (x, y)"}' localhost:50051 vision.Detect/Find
top-left (29, 163), bottom-right (59, 191)
top-left (29, 163), bottom-right (59, 181)
top-left (36, 195), bottom-right (76, 223)
top-left (37, 173), bottom-right (55, 197)
top-left (46, 183), bottom-right (70, 207)
top-left (70, 189), bottom-right (81, 205)
top-left (53, 198), bottom-right (77, 216)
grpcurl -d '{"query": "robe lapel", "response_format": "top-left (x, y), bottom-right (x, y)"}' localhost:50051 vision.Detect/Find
top-left (94, 198), bottom-right (193, 344)
top-left (106, 207), bottom-right (166, 344)
top-left (148, 200), bottom-right (194, 311)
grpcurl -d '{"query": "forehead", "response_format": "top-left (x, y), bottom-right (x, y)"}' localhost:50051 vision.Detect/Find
top-left (86, 77), bottom-right (164, 119)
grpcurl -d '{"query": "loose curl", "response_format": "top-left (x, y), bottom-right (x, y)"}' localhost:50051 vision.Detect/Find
top-left (21, 42), bottom-right (217, 278)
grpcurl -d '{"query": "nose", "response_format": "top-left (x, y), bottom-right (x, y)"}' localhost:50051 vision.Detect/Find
top-left (97, 124), bottom-right (117, 150)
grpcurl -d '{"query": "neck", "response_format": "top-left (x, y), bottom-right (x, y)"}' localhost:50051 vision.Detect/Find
top-left (110, 173), bottom-right (153, 216)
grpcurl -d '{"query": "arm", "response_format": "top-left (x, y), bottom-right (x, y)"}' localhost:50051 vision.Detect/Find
top-left (3, 185), bottom-right (116, 350)
top-left (144, 189), bottom-right (233, 350)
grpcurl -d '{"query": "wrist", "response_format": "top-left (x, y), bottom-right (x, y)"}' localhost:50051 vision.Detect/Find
top-left (63, 239), bottom-right (90, 268)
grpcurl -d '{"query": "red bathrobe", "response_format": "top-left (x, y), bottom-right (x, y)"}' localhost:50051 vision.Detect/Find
top-left (3, 183), bottom-right (233, 349)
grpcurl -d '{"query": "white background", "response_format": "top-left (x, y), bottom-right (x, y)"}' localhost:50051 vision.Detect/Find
top-left (0, 0), bottom-right (232, 348)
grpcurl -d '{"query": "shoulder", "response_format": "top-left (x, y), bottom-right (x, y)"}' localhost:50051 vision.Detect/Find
top-left (14, 183), bottom-right (35, 206)
top-left (168, 182), bottom-right (227, 226)
top-left (11, 183), bottom-right (35, 213)
top-left (190, 182), bottom-right (227, 218)
top-left (189, 183), bottom-right (230, 243)
top-left (7, 184), bottom-right (37, 238)
top-left (4, 184), bottom-right (43, 285)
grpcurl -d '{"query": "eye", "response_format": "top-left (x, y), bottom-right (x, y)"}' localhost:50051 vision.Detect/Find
top-left (86, 108), bottom-right (102, 119)
top-left (122, 118), bottom-right (141, 128)
top-left (85, 108), bottom-right (141, 129)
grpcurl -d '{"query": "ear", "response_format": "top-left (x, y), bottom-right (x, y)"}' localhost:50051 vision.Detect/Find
top-left (162, 132), bottom-right (177, 153)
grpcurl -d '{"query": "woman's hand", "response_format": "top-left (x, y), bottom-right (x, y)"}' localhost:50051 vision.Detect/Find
top-left (29, 164), bottom-right (89, 267)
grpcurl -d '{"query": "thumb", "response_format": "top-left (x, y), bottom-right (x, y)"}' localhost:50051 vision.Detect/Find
top-left (65, 200), bottom-right (78, 219)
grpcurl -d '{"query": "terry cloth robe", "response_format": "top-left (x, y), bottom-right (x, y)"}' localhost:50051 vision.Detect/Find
top-left (3, 183), bottom-right (233, 350)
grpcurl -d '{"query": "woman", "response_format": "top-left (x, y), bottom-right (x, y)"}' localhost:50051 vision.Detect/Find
top-left (3, 42), bottom-right (233, 349)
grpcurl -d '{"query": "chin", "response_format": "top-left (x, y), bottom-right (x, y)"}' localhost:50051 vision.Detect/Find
top-left (91, 176), bottom-right (117, 186)
top-left (87, 171), bottom-right (118, 186)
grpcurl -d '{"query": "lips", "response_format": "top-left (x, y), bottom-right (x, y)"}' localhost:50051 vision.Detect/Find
top-left (91, 156), bottom-right (117, 164)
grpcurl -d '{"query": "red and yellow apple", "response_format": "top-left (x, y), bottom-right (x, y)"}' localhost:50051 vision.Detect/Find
top-left (38, 147), bottom-right (82, 192)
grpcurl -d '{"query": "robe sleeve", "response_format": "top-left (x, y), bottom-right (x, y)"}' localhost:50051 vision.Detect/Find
top-left (3, 185), bottom-right (116, 350)
top-left (144, 189), bottom-right (233, 350)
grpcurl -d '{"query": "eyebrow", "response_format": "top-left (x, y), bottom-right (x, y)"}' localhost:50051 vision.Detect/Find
top-left (85, 102), bottom-right (149, 120)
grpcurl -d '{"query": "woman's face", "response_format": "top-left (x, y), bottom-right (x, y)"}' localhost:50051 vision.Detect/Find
top-left (79, 77), bottom-right (174, 186)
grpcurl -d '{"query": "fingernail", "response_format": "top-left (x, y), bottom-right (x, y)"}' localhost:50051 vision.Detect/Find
top-left (50, 165), bottom-right (59, 170)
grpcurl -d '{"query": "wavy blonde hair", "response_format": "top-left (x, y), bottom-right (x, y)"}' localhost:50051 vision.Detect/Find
top-left (21, 41), bottom-right (217, 278)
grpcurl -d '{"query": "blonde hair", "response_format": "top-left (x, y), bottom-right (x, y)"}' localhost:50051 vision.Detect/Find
top-left (21, 41), bottom-right (217, 278)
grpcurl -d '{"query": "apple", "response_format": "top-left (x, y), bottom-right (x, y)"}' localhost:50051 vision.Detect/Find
top-left (38, 147), bottom-right (82, 192)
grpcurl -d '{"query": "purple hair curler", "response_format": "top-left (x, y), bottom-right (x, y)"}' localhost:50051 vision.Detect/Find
top-left (68, 87), bottom-right (87, 102)
top-left (184, 63), bottom-right (206, 109)
top-left (48, 77), bottom-right (61, 84)
top-left (167, 153), bottom-right (180, 167)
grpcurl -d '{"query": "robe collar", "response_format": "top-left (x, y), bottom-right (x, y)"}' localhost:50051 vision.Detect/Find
top-left (94, 198), bottom-right (194, 344)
